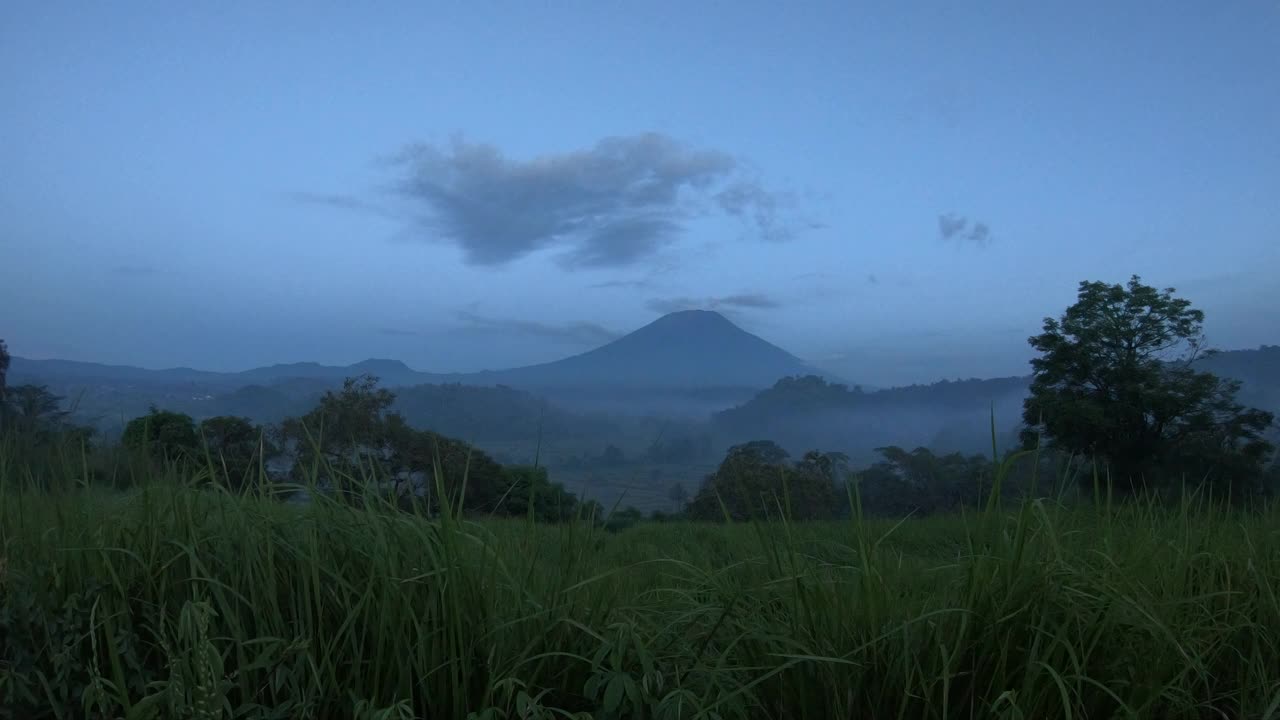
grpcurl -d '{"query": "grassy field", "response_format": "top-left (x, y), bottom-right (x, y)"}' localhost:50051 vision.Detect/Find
top-left (3, 460), bottom-right (1280, 719)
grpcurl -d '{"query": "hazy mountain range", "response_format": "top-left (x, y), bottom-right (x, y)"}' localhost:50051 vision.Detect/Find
top-left (12, 310), bottom-right (827, 390)
top-left (9, 312), bottom-right (1277, 461)
top-left (10, 310), bottom-right (831, 419)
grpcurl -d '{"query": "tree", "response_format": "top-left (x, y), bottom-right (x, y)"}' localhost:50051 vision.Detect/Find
top-left (687, 440), bottom-right (841, 522)
top-left (1021, 275), bottom-right (1274, 496)
top-left (4, 384), bottom-right (69, 434)
top-left (667, 482), bottom-right (688, 512)
top-left (122, 407), bottom-right (200, 461)
top-left (851, 446), bottom-right (991, 515)
top-left (0, 338), bottom-right (9, 411)
top-left (494, 465), bottom-right (578, 522)
top-left (278, 375), bottom-right (508, 514)
top-left (198, 415), bottom-right (272, 490)
top-left (0, 383), bottom-right (95, 450)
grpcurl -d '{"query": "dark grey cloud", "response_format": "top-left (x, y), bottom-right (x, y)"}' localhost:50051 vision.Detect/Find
top-left (387, 133), bottom-right (799, 268)
top-left (452, 310), bottom-right (621, 346)
top-left (559, 216), bottom-right (679, 269)
top-left (646, 293), bottom-right (781, 315)
top-left (937, 212), bottom-right (993, 246)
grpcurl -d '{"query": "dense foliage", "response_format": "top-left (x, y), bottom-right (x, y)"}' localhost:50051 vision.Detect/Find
top-left (1022, 276), bottom-right (1274, 497)
top-left (121, 406), bottom-right (201, 460)
top-left (712, 374), bottom-right (1031, 462)
top-left (3, 274), bottom-right (1280, 717)
top-left (197, 415), bottom-right (273, 491)
top-left (4, 453), bottom-right (1280, 719)
top-left (686, 440), bottom-right (844, 521)
top-left (0, 338), bottom-right (8, 409)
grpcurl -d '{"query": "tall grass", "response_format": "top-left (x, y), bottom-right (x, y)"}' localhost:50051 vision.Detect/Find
top-left (2, 438), bottom-right (1279, 719)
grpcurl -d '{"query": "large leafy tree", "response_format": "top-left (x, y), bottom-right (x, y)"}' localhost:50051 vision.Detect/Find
top-left (1021, 275), bottom-right (1274, 496)
top-left (198, 415), bottom-right (273, 490)
top-left (122, 407), bottom-right (201, 461)
top-left (4, 384), bottom-right (69, 432)
top-left (279, 374), bottom-right (400, 478)
top-left (493, 465), bottom-right (579, 522)
top-left (0, 338), bottom-right (10, 409)
top-left (687, 440), bottom-right (842, 522)
top-left (852, 446), bottom-right (991, 515)
top-left (0, 384), bottom-right (94, 449)
top-left (278, 375), bottom-right (507, 513)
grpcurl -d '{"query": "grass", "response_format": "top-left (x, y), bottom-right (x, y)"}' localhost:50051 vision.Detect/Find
top-left (2, 444), bottom-right (1280, 719)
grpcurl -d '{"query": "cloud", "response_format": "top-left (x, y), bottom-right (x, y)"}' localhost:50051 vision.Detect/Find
top-left (386, 133), bottom-right (799, 268)
top-left (285, 191), bottom-right (404, 220)
top-left (452, 311), bottom-right (621, 346)
top-left (715, 182), bottom-right (792, 242)
top-left (866, 273), bottom-right (879, 285)
top-left (646, 293), bottom-right (781, 315)
top-left (591, 278), bottom-right (656, 290)
top-left (559, 216), bottom-right (680, 268)
top-left (589, 260), bottom-right (680, 290)
top-left (378, 327), bottom-right (426, 338)
top-left (937, 212), bottom-right (993, 246)
top-left (111, 264), bottom-right (157, 276)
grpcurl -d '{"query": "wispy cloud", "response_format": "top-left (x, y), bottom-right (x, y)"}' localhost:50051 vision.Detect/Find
top-left (589, 260), bottom-right (680, 291)
top-left (645, 293), bottom-right (781, 315)
top-left (378, 133), bottom-right (804, 268)
top-left (938, 212), bottom-right (993, 246)
top-left (377, 327), bottom-right (426, 338)
top-left (111, 264), bottom-right (158, 276)
top-left (451, 311), bottom-right (621, 346)
top-left (591, 278), bottom-right (657, 290)
top-left (284, 191), bottom-right (403, 220)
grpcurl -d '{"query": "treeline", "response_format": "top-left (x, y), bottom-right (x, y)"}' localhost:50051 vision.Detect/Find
top-left (3, 275), bottom-right (1278, 519)
top-left (0, 363), bottom-right (1040, 523)
top-left (680, 439), bottom-right (1067, 522)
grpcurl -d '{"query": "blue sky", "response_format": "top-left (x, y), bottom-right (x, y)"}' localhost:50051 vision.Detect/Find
top-left (3, 1), bottom-right (1277, 386)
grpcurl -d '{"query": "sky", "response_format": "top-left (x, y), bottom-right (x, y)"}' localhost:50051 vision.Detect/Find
top-left (2, 1), bottom-right (1278, 387)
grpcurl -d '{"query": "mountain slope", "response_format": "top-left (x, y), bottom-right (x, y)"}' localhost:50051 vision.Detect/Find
top-left (711, 346), bottom-right (1280, 460)
top-left (469, 310), bottom-right (829, 389)
top-left (11, 311), bottom-right (821, 391)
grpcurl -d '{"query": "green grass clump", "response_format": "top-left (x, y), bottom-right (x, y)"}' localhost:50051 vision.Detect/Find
top-left (2, 455), bottom-right (1280, 719)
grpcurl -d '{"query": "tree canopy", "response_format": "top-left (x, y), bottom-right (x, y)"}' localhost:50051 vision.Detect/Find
top-left (1021, 275), bottom-right (1274, 497)
top-left (687, 440), bottom-right (843, 522)
top-left (0, 338), bottom-right (9, 407)
top-left (122, 407), bottom-right (201, 461)
top-left (197, 415), bottom-right (272, 490)
top-left (277, 374), bottom-right (508, 515)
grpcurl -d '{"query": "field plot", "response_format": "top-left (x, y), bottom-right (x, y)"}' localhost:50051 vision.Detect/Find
top-left (3, 478), bottom-right (1278, 719)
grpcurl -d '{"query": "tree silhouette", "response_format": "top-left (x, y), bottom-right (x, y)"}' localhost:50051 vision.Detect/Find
top-left (1022, 275), bottom-right (1274, 497)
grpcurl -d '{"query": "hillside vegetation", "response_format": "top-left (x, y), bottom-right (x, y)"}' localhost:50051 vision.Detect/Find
top-left (1, 277), bottom-right (1278, 718)
top-left (3, 453), bottom-right (1280, 719)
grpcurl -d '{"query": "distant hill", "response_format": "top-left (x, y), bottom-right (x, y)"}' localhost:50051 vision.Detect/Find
top-left (711, 375), bottom-right (1032, 463)
top-left (463, 310), bottom-right (829, 389)
top-left (1199, 345), bottom-right (1280, 413)
top-left (12, 310), bottom-right (827, 390)
top-left (10, 331), bottom-right (1273, 447)
top-left (712, 346), bottom-right (1280, 461)
top-left (235, 359), bottom-right (427, 386)
top-left (9, 311), bottom-right (836, 417)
